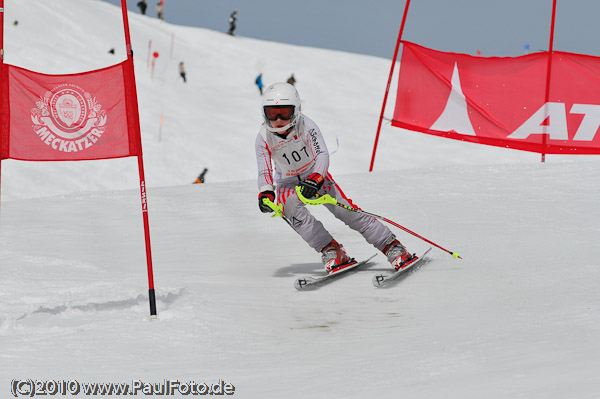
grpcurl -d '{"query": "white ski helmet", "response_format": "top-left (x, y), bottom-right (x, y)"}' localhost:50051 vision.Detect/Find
top-left (262, 82), bottom-right (301, 133)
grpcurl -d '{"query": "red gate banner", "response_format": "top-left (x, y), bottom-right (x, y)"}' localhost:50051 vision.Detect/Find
top-left (0, 59), bottom-right (141, 161)
top-left (392, 41), bottom-right (600, 154)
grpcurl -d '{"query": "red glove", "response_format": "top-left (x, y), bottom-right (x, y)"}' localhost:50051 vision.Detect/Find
top-left (258, 191), bottom-right (276, 213)
top-left (298, 173), bottom-right (324, 199)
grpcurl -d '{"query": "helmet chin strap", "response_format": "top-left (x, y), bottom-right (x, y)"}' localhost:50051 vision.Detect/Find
top-left (267, 121), bottom-right (293, 133)
top-left (269, 120), bottom-right (298, 138)
top-left (273, 127), bottom-right (293, 139)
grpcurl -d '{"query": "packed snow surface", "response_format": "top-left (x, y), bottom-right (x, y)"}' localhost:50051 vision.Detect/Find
top-left (1, 1), bottom-right (599, 398)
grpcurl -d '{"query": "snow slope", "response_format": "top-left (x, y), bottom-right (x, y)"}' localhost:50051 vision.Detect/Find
top-left (1, 0), bottom-right (551, 202)
top-left (1, 1), bottom-right (599, 398)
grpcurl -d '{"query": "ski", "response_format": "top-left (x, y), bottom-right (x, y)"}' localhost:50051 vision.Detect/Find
top-left (294, 253), bottom-right (378, 290)
top-left (372, 248), bottom-right (432, 288)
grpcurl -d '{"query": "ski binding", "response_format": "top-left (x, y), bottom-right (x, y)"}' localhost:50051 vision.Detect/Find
top-left (372, 248), bottom-right (432, 287)
top-left (294, 253), bottom-right (378, 290)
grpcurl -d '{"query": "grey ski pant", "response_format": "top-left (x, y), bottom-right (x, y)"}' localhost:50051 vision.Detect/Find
top-left (277, 177), bottom-right (395, 253)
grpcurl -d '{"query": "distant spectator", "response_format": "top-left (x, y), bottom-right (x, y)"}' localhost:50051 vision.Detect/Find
top-left (255, 73), bottom-right (264, 95)
top-left (228, 9), bottom-right (238, 36)
top-left (13, 20), bottom-right (19, 26)
top-left (179, 62), bottom-right (187, 83)
top-left (137, 0), bottom-right (147, 15)
top-left (287, 73), bottom-right (296, 86)
top-left (156, 1), bottom-right (164, 20)
top-left (108, 48), bottom-right (115, 55)
top-left (194, 168), bottom-right (209, 184)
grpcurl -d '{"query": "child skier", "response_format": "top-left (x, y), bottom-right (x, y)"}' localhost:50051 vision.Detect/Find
top-left (255, 83), bottom-right (416, 274)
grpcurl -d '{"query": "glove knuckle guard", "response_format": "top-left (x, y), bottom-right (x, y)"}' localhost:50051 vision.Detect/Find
top-left (258, 190), bottom-right (276, 213)
top-left (299, 173), bottom-right (324, 199)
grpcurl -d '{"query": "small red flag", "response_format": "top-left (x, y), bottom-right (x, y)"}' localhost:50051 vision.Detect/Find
top-left (1, 59), bottom-right (141, 161)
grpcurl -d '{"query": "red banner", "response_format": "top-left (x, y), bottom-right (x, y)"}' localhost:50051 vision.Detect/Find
top-left (0, 59), bottom-right (141, 161)
top-left (393, 41), bottom-right (600, 154)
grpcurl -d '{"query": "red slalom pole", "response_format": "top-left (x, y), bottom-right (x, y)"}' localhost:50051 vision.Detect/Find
top-left (121, 0), bottom-right (158, 318)
top-left (369, 0), bottom-right (412, 172)
top-left (541, 0), bottom-right (557, 163)
top-left (0, 0), bottom-right (4, 222)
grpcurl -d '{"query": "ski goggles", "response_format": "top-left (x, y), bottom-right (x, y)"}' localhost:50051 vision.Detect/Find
top-left (264, 105), bottom-right (295, 121)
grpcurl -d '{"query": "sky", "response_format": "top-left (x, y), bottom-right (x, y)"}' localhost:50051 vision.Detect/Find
top-left (101, 0), bottom-right (600, 59)
top-left (2, 1), bottom-right (600, 397)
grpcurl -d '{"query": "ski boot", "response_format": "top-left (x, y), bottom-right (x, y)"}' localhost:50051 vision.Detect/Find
top-left (320, 239), bottom-right (353, 274)
top-left (383, 238), bottom-right (417, 271)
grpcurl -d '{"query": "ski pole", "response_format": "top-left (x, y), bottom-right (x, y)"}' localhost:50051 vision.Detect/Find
top-left (295, 186), bottom-right (461, 259)
top-left (262, 198), bottom-right (294, 229)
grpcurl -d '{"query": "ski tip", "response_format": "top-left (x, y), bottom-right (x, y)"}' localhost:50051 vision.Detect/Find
top-left (294, 276), bottom-right (316, 290)
top-left (372, 274), bottom-right (386, 287)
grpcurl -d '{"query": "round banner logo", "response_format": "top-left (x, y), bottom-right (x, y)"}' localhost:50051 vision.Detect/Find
top-left (31, 84), bottom-right (107, 152)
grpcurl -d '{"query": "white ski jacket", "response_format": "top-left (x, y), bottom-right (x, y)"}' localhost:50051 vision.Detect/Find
top-left (255, 115), bottom-right (329, 193)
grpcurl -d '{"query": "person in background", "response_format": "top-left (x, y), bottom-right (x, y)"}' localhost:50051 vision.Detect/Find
top-left (255, 83), bottom-right (417, 274)
top-left (137, 0), bottom-right (147, 15)
top-left (228, 9), bottom-right (238, 35)
top-left (286, 73), bottom-right (296, 86)
top-left (156, 1), bottom-right (164, 20)
top-left (194, 168), bottom-right (209, 184)
top-left (255, 73), bottom-right (264, 95)
top-left (179, 62), bottom-right (187, 83)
